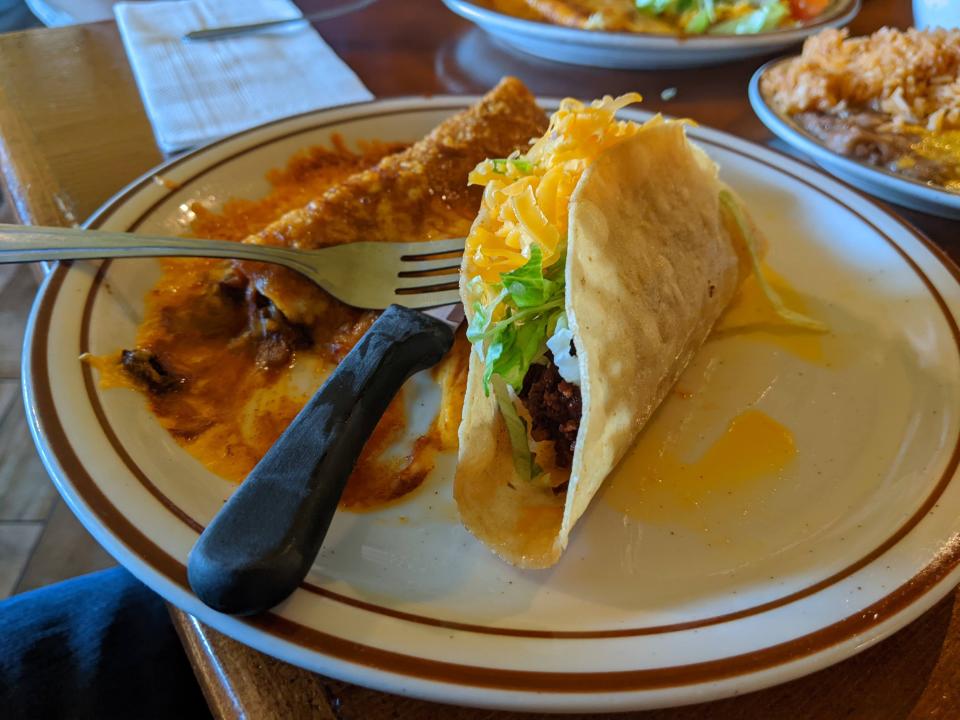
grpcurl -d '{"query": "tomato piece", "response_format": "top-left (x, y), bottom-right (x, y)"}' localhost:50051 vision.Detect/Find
top-left (789, 0), bottom-right (829, 20)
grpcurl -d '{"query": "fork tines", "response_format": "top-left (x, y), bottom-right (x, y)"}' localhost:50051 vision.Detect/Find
top-left (390, 238), bottom-right (464, 305)
top-left (397, 238), bottom-right (464, 280)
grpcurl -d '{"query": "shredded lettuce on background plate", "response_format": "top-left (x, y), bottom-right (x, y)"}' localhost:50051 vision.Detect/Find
top-left (708, 1), bottom-right (789, 34)
top-left (635, 0), bottom-right (791, 35)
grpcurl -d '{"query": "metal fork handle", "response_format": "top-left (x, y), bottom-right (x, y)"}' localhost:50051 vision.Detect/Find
top-left (0, 224), bottom-right (317, 278)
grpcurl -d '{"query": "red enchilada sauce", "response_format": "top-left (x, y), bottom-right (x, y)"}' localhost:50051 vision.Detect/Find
top-left (89, 137), bottom-right (469, 510)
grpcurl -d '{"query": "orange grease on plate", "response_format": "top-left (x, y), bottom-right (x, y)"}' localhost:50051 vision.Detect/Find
top-left (603, 268), bottom-right (812, 524)
top-left (341, 331), bottom-right (472, 511)
top-left (716, 264), bottom-right (826, 364)
top-left (81, 352), bottom-right (135, 390)
top-left (605, 409), bottom-right (796, 523)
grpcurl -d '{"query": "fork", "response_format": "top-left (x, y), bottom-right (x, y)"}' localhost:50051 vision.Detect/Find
top-left (183, 0), bottom-right (379, 41)
top-left (0, 223), bottom-right (463, 309)
top-left (2, 222), bottom-right (466, 615)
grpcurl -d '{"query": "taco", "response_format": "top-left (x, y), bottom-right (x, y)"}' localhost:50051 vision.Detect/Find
top-left (454, 94), bottom-right (819, 568)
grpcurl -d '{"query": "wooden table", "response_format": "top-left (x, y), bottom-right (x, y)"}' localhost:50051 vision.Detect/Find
top-left (2, 1), bottom-right (959, 717)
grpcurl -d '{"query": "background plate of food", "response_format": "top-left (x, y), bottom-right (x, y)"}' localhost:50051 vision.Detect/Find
top-left (442, 0), bottom-right (860, 68)
top-left (750, 27), bottom-right (960, 219)
top-left (23, 80), bottom-right (960, 711)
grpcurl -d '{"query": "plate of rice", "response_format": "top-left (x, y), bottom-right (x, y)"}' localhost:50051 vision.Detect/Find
top-left (749, 27), bottom-right (960, 218)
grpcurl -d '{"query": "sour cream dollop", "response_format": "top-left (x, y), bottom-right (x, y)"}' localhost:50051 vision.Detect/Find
top-left (546, 314), bottom-right (580, 386)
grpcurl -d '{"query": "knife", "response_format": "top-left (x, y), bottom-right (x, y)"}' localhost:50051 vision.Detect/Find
top-left (187, 302), bottom-right (463, 615)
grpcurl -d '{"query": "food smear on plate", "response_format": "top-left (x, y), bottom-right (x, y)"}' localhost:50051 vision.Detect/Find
top-left (761, 27), bottom-right (960, 191)
top-left (603, 408), bottom-right (796, 526)
top-left (602, 265), bottom-right (827, 528)
top-left (484, 0), bottom-right (833, 35)
top-left (85, 78), bottom-right (547, 510)
top-left (715, 264), bottom-right (826, 364)
top-left (455, 92), bottom-right (823, 569)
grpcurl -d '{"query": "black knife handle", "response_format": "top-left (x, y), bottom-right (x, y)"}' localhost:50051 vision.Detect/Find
top-left (187, 304), bottom-right (455, 615)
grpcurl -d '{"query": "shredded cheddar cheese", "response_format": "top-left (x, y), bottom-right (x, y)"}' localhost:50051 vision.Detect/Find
top-left (466, 93), bottom-right (645, 282)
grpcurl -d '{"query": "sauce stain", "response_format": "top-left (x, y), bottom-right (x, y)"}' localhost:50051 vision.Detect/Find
top-left (81, 352), bottom-right (135, 390)
top-left (715, 264), bottom-right (826, 365)
top-left (602, 266), bottom-right (818, 527)
top-left (604, 409), bottom-right (796, 526)
top-left (90, 136), bottom-right (470, 510)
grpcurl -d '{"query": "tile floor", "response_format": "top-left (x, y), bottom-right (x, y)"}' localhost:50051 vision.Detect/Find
top-left (0, 197), bottom-right (115, 601)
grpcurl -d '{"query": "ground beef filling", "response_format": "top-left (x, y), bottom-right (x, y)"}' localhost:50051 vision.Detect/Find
top-left (519, 351), bottom-right (582, 469)
top-left (121, 271), bottom-right (313, 393)
top-left (120, 348), bottom-right (184, 394)
top-left (219, 270), bottom-right (313, 370)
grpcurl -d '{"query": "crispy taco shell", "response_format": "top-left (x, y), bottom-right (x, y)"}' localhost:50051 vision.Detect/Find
top-left (455, 121), bottom-right (747, 568)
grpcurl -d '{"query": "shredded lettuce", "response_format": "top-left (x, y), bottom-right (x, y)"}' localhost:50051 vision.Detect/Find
top-left (683, 0), bottom-right (715, 32)
top-left (491, 376), bottom-right (542, 482)
top-left (635, 0), bottom-right (684, 12)
top-left (491, 158), bottom-right (533, 174)
top-left (719, 190), bottom-right (827, 332)
top-left (684, 8), bottom-right (712, 33)
top-left (708, 0), bottom-right (789, 34)
top-left (637, 0), bottom-right (789, 34)
top-left (466, 245), bottom-right (566, 395)
top-left (467, 244), bottom-right (567, 483)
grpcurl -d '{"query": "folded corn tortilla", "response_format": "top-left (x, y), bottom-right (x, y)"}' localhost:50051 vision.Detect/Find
top-left (455, 121), bottom-right (749, 568)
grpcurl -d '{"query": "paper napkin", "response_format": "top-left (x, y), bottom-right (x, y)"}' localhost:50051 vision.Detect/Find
top-left (115, 0), bottom-right (374, 153)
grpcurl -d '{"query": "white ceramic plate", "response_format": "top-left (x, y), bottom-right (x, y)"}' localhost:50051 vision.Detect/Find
top-left (23, 96), bottom-right (960, 712)
top-left (442, 0), bottom-right (859, 69)
top-left (750, 58), bottom-right (960, 219)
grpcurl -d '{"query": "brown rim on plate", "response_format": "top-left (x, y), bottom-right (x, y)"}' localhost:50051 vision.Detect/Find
top-left (27, 101), bottom-right (960, 691)
top-left (446, 0), bottom-right (858, 42)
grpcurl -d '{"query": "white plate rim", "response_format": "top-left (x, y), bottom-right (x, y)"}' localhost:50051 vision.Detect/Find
top-left (21, 94), bottom-right (960, 712)
top-left (748, 57), bottom-right (960, 213)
